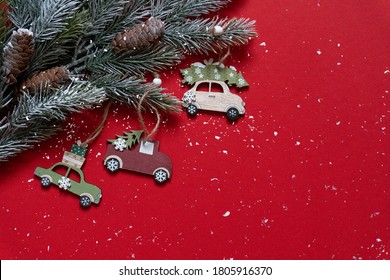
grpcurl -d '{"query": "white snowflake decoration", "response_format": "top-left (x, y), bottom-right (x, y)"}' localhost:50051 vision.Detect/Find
top-left (114, 138), bottom-right (127, 151)
top-left (58, 177), bottom-right (71, 190)
top-left (215, 74), bottom-right (221, 80)
top-left (238, 79), bottom-right (245, 86)
top-left (182, 91), bottom-right (196, 104)
top-left (186, 76), bottom-right (193, 83)
top-left (183, 70), bottom-right (189, 75)
top-left (195, 68), bottom-right (202, 74)
top-left (198, 73), bottom-right (204, 79)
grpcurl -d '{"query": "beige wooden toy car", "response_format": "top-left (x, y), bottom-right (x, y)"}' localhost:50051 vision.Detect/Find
top-left (182, 80), bottom-right (245, 121)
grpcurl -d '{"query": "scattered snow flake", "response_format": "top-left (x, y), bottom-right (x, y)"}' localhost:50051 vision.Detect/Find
top-left (336, 121), bottom-right (341, 125)
top-left (96, 152), bottom-right (101, 158)
top-left (376, 238), bottom-right (382, 242)
top-left (295, 141), bottom-right (301, 146)
top-left (222, 150), bottom-right (228, 154)
top-left (223, 211), bottom-right (231, 217)
top-left (27, 178), bottom-right (34, 183)
top-left (370, 212), bottom-right (380, 218)
top-left (317, 49), bottom-right (322, 55)
top-left (215, 135), bottom-right (221, 140)
top-left (211, 178), bottom-right (219, 181)
top-left (260, 42), bottom-right (267, 46)
top-left (292, 174), bottom-right (296, 179)
top-left (384, 70), bottom-right (390, 74)
top-left (274, 131), bottom-right (278, 136)
top-left (47, 245), bottom-right (50, 252)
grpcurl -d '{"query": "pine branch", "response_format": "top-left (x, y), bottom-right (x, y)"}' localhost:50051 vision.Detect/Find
top-left (0, 79), bottom-right (12, 110)
top-left (84, 0), bottom-right (128, 37)
top-left (91, 74), bottom-right (181, 112)
top-left (153, 0), bottom-right (231, 21)
top-left (164, 17), bottom-right (257, 55)
top-left (84, 45), bottom-right (182, 77)
top-left (0, 0), bottom-right (9, 51)
top-left (0, 120), bottom-right (62, 162)
top-left (7, 0), bottom-right (41, 29)
top-left (0, 81), bottom-right (106, 161)
top-left (31, 0), bottom-right (81, 43)
top-left (93, 0), bottom-right (151, 46)
top-left (28, 10), bottom-right (91, 74)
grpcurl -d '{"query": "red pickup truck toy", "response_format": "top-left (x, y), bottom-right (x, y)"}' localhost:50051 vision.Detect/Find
top-left (103, 139), bottom-right (172, 184)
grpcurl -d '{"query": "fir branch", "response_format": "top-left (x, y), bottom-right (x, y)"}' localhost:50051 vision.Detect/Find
top-left (28, 10), bottom-right (91, 74)
top-left (84, 0), bottom-right (128, 37)
top-left (91, 74), bottom-right (181, 112)
top-left (164, 17), bottom-right (257, 55)
top-left (31, 0), bottom-right (81, 43)
top-left (84, 45), bottom-right (182, 77)
top-left (0, 81), bottom-right (106, 161)
top-left (152, 0), bottom-right (231, 21)
top-left (0, 120), bottom-right (62, 162)
top-left (0, 0), bottom-right (9, 51)
top-left (94, 0), bottom-right (151, 46)
top-left (7, 0), bottom-right (41, 29)
top-left (0, 79), bottom-right (12, 110)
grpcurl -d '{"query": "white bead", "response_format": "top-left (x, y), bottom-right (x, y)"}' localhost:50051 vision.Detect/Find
top-left (153, 77), bottom-right (162, 86)
top-left (212, 26), bottom-right (224, 36)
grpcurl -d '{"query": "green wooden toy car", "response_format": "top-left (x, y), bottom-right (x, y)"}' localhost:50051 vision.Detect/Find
top-left (34, 162), bottom-right (102, 208)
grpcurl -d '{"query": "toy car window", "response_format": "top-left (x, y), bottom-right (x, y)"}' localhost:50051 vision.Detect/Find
top-left (68, 169), bottom-right (82, 183)
top-left (195, 82), bottom-right (210, 92)
top-left (210, 83), bottom-right (224, 93)
top-left (139, 141), bottom-right (154, 155)
top-left (52, 165), bottom-right (68, 176)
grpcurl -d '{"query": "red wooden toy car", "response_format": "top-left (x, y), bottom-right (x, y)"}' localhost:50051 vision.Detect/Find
top-left (103, 140), bottom-right (172, 183)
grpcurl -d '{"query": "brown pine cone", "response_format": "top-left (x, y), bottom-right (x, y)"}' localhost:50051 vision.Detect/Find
top-left (20, 66), bottom-right (70, 93)
top-left (111, 18), bottom-right (165, 52)
top-left (1, 28), bottom-right (34, 84)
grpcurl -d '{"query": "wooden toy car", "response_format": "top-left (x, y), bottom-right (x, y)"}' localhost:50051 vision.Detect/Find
top-left (34, 163), bottom-right (102, 208)
top-left (103, 139), bottom-right (172, 184)
top-left (182, 80), bottom-right (245, 121)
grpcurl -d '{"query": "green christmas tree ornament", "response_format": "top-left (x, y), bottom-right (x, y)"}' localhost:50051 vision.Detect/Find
top-left (180, 59), bottom-right (249, 88)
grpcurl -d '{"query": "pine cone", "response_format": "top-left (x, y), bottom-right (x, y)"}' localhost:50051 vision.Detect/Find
top-left (111, 18), bottom-right (165, 52)
top-left (20, 66), bottom-right (70, 93)
top-left (1, 28), bottom-right (34, 84)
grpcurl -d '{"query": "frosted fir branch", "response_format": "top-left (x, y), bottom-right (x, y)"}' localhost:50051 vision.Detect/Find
top-left (94, 0), bottom-right (151, 45)
top-left (152, 0), bottom-right (231, 22)
top-left (7, 0), bottom-right (41, 29)
top-left (31, 0), bottom-right (81, 42)
top-left (0, 0), bottom-right (9, 51)
top-left (28, 10), bottom-right (91, 74)
top-left (7, 81), bottom-right (106, 128)
top-left (164, 17), bottom-right (257, 55)
top-left (84, 45), bottom-right (182, 77)
top-left (91, 74), bottom-right (181, 112)
top-left (0, 120), bottom-right (62, 162)
top-left (0, 81), bottom-right (106, 161)
top-left (84, 0), bottom-right (128, 37)
top-left (0, 80), bottom-right (13, 110)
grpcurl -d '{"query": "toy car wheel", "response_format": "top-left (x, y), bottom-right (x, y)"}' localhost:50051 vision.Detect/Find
top-left (227, 107), bottom-right (240, 121)
top-left (106, 158), bottom-right (120, 173)
top-left (154, 169), bottom-right (168, 184)
top-left (41, 177), bottom-right (51, 188)
top-left (80, 195), bottom-right (92, 208)
top-left (187, 104), bottom-right (198, 117)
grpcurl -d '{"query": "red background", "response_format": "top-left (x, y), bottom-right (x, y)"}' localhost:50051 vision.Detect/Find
top-left (1, 0), bottom-right (389, 260)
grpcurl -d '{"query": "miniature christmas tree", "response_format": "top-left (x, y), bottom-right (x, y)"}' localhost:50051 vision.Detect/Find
top-left (108, 130), bottom-right (144, 151)
top-left (0, 0), bottom-right (256, 161)
top-left (180, 59), bottom-right (249, 88)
